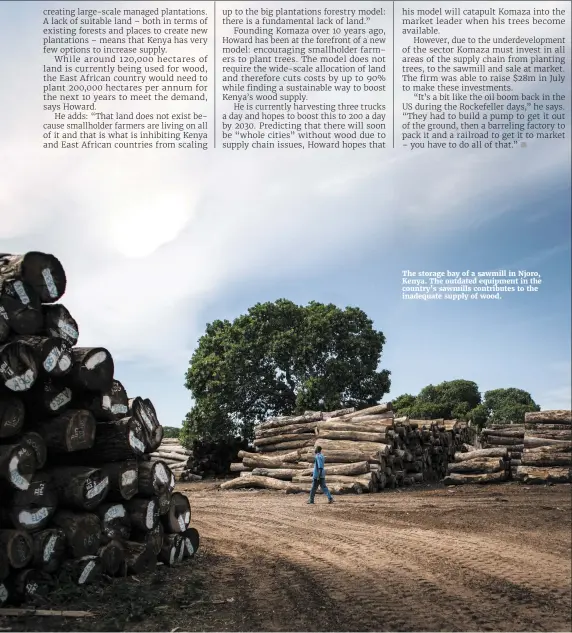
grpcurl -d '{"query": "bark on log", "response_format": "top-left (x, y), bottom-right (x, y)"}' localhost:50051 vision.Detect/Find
top-left (447, 458), bottom-right (505, 474)
top-left (481, 435), bottom-right (523, 446)
top-left (220, 475), bottom-right (298, 492)
top-left (299, 461), bottom-right (369, 477)
top-left (47, 466), bottom-right (109, 511)
top-left (162, 492), bottom-right (191, 534)
top-left (481, 428), bottom-right (524, 438)
top-left (253, 433), bottom-right (316, 447)
top-left (100, 461), bottom-right (139, 502)
top-left (248, 468), bottom-right (298, 480)
top-left (97, 539), bottom-right (125, 576)
top-left (316, 419), bottom-right (393, 433)
top-left (256, 412), bottom-right (323, 431)
top-left (77, 379), bottom-right (129, 422)
top-left (229, 462), bottom-right (249, 472)
top-left (516, 465), bottom-right (571, 484)
top-left (0, 546), bottom-right (8, 582)
top-left (154, 445), bottom-right (191, 456)
top-left (524, 410), bottom-right (572, 424)
top-left (442, 471), bottom-right (507, 485)
top-left (0, 443), bottom-right (36, 491)
top-left (0, 252), bottom-right (66, 303)
top-left (238, 450), bottom-right (301, 464)
top-left (525, 430), bottom-right (572, 440)
top-left (242, 457), bottom-right (306, 470)
top-left (51, 511), bottom-right (101, 558)
top-left (78, 417), bottom-right (147, 462)
top-left (96, 503), bottom-right (131, 542)
top-left (183, 527), bottom-right (199, 558)
top-left (11, 569), bottom-right (54, 600)
top-left (20, 432), bottom-right (47, 470)
top-left (131, 522), bottom-right (163, 556)
top-left (128, 397), bottom-right (163, 453)
top-left (61, 555), bottom-right (102, 586)
top-left (524, 437), bottom-right (572, 448)
top-left (136, 461), bottom-right (173, 497)
top-left (152, 451), bottom-right (190, 463)
top-left (33, 409), bottom-right (96, 453)
top-left (521, 452), bottom-right (572, 467)
top-left (255, 421), bottom-right (319, 439)
top-left (125, 497), bottom-right (159, 531)
top-left (31, 528), bottom-right (66, 573)
top-left (315, 430), bottom-right (388, 443)
top-left (314, 438), bottom-right (391, 456)
top-left (25, 380), bottom-right (73, 418)
top-left (0, 280), bottom-right (43, 336)
top-left (333, 404), bottom-right (393, 421)
top-left (0, 395), bottom-right (25, 439)
top-left (524, 443), bottom-right (572, 454)
top-left (41, 304), bottom-right (79, 347)
top-left (158, 534), bottom-right (184, 566)
top-left (453, 447), bottom-right (509, 462)
top-left (255, 438), bottom-right (315, 452)
top-left (11, 335), bottom-right (72, 378)
top-left (123, 541), bottom-right (156, 575)
top-left (0, 341), bottom-right (38, 392)
top-left (67, 347), bottom-right (114, 392)
top-left (0, 529), bottom-right (33, 568)
top-left (299, 448), bottom-right (383, 464)
top-left (8, 474), bottom-right (58, 532)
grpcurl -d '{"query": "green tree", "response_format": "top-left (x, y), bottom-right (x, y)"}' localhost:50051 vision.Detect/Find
top-left (393, 379), bottom-right (482, 420)
top-left (162, 426), bottom-right (182, 439)
top-left (182, 299), bottom-right (391, 442)
top-left (483, 388), bottom-right (540, 424)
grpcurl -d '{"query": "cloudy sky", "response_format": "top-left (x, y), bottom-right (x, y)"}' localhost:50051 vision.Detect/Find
top-left (1, 1), bottom-right (570, 428)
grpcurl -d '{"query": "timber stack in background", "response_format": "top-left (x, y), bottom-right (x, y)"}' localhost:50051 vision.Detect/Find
top-left (223, 404), bottom-right (476, 494)
top-left (517, 410), bottom-right (572, 484)
top-left (0, 251), bottom-right (199, 607)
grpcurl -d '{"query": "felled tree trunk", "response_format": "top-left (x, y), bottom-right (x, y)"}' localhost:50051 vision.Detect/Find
top-left (100, 461), bottom-right (139, 502)
top-left (25, 380), bottom-right (73, 419)
top-left (11, 335), bottom-right (72, 378)
top-left (299, 461), bottom-right (369, 477)
top-left (253, 432), bottom-right (316, 448)
top-left (447, 458), bottom-right (505, 474)
top-left (67, 347), bottom-right (114, 392)
top-left (158, 534), bottom-right (184, 566)
top-left (248, 468), bottom-right (298, 480)
top-left (78, 417), bottom-right (146, 462)
top-left (98, 540), bottom-right (125, 576)
top-left (0, 395), bottom-right (25, 439)
top-left (47, 466), bottom-right (109, 511)
top-left (525, 410), bottom-right (572, 424)
top-left (183, 527), bottom-right (200, 558)
top-left (481, 428), bottom-right (524, 438)
top-left (0, 443), bottom-right (36, 491)
top-left (443, 471), bottom-right (507, 485)
top-left (7, 474), bottom-right (58, 531)
top-left (11, 569), bottom-right (54, 600)
top-left (0, 252), bottom-right (67, 303)
top-left (314, 439), bottom-right (391, 455)
top-left (524, 437), bottom-right (572, 448)
top-left (77, 379), bottom-right (129, 422)
top-left (123, 541), bottom-right (156, 575)
top-left (256, 412), bottom-right (323, 432)
top-left (31, 528), bottom-right (66, 573)
top-left (96, 503), bottom-right (131, 542)
top-left (255, 438), bottom-right (315, 452)
top-left (238, 449), bottom-right (300, 463)
top-left (220, 475), bottom-right (297, 492)
top-left (516, 465), bottom-right (571, 483)
top-left (525, 444), bottom-right (572, 454)
top-left (20, 432), bottom-right (47, 470)
top-left (0, 529), bottom-right (34, 568)
top-left (62, 555), bottom-right (102, 586)
top-left (137, 461), bottom-right (174, 497)
top-left (0, 280), bottom-right (43, 336)
top-left (316, 419), bottom-right (393, 433)
top-left (0, 341), bottom-right (38, 392)
top-left (131, 522), bottom-right (163, 556)
top-left (125, 497), bottom-right (159, 531)
top-left (299, 449), bottom-right (382, 464)
top-left (482, 435), bottom-right (524, 446)
top-left (255, 421), bottom-right (319, 439)
top-left (32, 409), bottom-right (96, 453)
top-left (453, 447), bottom-right (508, 462)
top-left (315, 430), bottom-right (388, 443)
top-left (129, 397), bottom-right (163, 452)
top-left (229, 463), bottom-right (249, 472)
top-left (521, 452), bottom-right (572, 467)
top-left (41, 304), bottom-right (79, 347)
top-left (162, 492), bottom-right (191, 534)
top-left (51, 510), bottom-right (101, 558)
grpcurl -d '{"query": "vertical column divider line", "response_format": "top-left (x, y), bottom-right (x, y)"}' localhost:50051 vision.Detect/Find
top-left (392, 0), bottom-right (395, 149)
top-left (213, 0), bottom-right (217, 149)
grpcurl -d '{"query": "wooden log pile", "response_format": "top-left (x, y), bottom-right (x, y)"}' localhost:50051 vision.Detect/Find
top-left (223, 405), bottom-right (476, 494)
top-left (516, 410), bottom-right (572, 484)
top-left (150, 438), bottom-right (196, 480)
top-left (479, 424), bottom-right (525, 479)
top-left (0, 251), bottom-right (200, 606)
top-left (443, 446), bottom-right (510, 485)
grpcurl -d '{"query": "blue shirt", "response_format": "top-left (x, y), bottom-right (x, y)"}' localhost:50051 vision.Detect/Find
top-left (313, 452), bottom-right (326, 478)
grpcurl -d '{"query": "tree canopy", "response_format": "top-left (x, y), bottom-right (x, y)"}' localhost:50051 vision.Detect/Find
top-left (162, 426), bottom-right (182, 439)
top-left (392, 380), bottom-right (540, 428)
top-left (182, 299), bottom-right (391, 443)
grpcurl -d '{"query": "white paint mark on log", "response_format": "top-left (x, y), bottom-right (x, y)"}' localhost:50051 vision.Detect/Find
top-left (0, 306), bottom-right (8, 320)
top-left (146, 500), bottom-right (156, 529)
top-left (102, 396), bottom-right (112, 411)
top-left (43, 347), bottom-right (62, 372)
top-left (185, 539), bottom-right (194, 556)
top-left (19, 507), bottom-right (49, 527)
top-left (112, 404), bottom-right (128, 415)
top-left (121, 470), bottom-right (137, 487)
top-left (58, 352), bottom-right (71, 372)
top-left (43, 535), bottom-right (58, 562)
top-left (57, 320), bottom-right (78, 341)
top-left (155, 463), bottom-right (168, 484)
top-left (49, 388), bottom-right (72, 411)
top-left (128, 431), bottom-right (145, 454)
top-left (86, 477), bottom-right (108, 500)
top-left (9, 456), bottom-right (29, 490)
top-left (178, 515), bottom-right (186, 531)
top-left (13, 281), bottom-right (30, 305)
top-left (139, 408), bottom-right (153, 431)
top-left (5, 369), bottom-right (35, 391)
top-left (169, 546), bottom-right (176, 565)
top-left (42, 269), bottom-right (59, 298)
top-left (78, 560), bottom-right (96, 585)
top-left (85, 351), bottom-right (106, 370)
top-left (104, 504), bottom-right (125, 522)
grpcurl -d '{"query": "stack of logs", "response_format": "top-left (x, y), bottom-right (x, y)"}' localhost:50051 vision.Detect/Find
top-left (0, 251), bottom-right (199, 607)
top-left (223, 405), bottom-right (475, 494)
top-left (517, 410), bottom-right (572, 484)
top-left (443, 446), bottom-right (510, 485)
top-left (150, 438), bottom-right (202, 482)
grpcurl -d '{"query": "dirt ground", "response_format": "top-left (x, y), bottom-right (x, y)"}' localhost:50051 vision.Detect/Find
top-left (1, 482), bottom-right (571, 632)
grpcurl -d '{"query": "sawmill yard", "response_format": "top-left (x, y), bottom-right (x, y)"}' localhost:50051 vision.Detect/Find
top-left (2, 481), bottom-right (570, 632)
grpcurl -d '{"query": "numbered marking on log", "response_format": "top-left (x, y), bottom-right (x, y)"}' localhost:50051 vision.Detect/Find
top-left (185, 538), bottom-right (194, 556)
top-left (5, 369), bottom-right (35, 392)
top-left (58, 352), bottom-right (71, 373)
top-left (155, 463), bottom-right (168, 484)
top-left (9, 456), bottom-right (29, 490)
top-left (139, 407), bottom-right (153, 431)
top-left (34, 482), bottom-right (45, 496)
top-left (0, 584), bottom-right (8, 603)
top-left (128, 431), bottom-right (145, 454)
top-left (121, 469), bottom-right (137, 487)
top-left (85, 351), bottom-right (107, 370)
top-left (43, 535), bottom-right (58, 562)
top-left (86, 476), bottom-right (109, 500)
top-left (50, 388), bottom-right (72, 410)
top-left (112, 404), bottom-right (128, 415)
top-left (0, 306), bottom-right (9, 320)
top-left (19, 507), bottom-right (49, 527)
top-left (42, 268), bottom-right (59, 298)
top-left (104, 504), bottom-right (125, 522)
top-left (57, 319), bottom-right (78, 342)
top-left (78, 559), bottom-right (96, 585)
top-left (146, 500), bottom-right (156, 529)
top-left (26, 582), bottom-right (38, 596)
top-left (43, 347), bottom-right (62, 373)
top-left (13, 281), bottom-right (30, 305)
top-left (178, 515), bottom-right (186, 531)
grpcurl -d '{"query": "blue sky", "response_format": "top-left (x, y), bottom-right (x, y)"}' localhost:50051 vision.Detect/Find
top-left (0, 1), bottom-right (570, 427)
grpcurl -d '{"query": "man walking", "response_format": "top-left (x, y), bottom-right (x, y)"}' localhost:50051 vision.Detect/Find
top-left (308, 446), bottom-right (334, 504)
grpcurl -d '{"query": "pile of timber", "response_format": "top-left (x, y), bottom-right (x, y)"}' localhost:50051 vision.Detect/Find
top-left (516, 410), bottom-right (572, 484)
top-left (443, 446), bottom-right (510, 485)
top-left (0, 251), bottom-right (199, 607)
top-left (479, 424), bottom-right (525, 478)
top-left (150, 438), bottom-right (197, 479)
top-left (223, 406), bottom-right (475, 494)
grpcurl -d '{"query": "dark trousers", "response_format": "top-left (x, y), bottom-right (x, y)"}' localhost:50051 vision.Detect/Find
top-left (309, 477), bottom-right (332, 502)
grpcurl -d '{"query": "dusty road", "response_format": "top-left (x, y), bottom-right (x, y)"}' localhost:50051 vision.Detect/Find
top-left (2, 483), bottom-right (571, 632)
